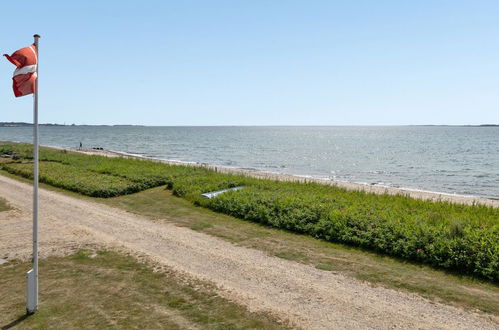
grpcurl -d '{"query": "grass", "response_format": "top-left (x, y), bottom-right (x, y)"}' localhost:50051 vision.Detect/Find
top-left (0, 197), bottom-right (10, 212)
top-left (275, 252), bottom-right (307, 261)
top-left (0, 250), bottom-right (285, 329)
top-left (315, 263), bottom-right (334, 271)
top-left (1, 142), bottom-right (497, 280)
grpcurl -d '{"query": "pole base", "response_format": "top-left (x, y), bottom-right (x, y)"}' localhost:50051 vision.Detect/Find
top-left (26, 269), bottom-right (37, 314)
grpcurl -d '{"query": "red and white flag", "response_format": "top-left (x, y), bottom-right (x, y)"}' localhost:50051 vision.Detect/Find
top-left (3, 44), bottom-right (38, 97)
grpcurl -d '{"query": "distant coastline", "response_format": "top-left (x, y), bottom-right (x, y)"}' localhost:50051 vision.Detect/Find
top-left (0, 122), bottom-right (145, 127)
top-left (0, 122), bottom-right (496, 127)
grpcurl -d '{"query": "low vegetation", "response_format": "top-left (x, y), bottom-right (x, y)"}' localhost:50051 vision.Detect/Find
top-left (0, 250), bottom-right (283, 329)
top-left (1, 162), bottom-right (139, 197)
top-left (0, 142), bottom-right (498, 281)
top-left (0, 197), bottom-right (9, 212)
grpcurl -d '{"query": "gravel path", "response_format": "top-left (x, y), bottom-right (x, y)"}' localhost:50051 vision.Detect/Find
top-left (0, 174), bottom-right (496, 330)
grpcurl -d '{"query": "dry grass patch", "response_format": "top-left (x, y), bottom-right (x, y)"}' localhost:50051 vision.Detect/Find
top-left (0, 250), bottom-right (286, 329)
top-left (0, 197), bottom-right (10, 212)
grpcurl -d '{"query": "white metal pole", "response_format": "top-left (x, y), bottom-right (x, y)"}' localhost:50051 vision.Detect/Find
top-left (27, 34), bottom-right (40, 315)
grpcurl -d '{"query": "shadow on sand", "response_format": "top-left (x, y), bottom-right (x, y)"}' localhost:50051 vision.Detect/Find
top-left (1, 314), bottom-right (30, 330)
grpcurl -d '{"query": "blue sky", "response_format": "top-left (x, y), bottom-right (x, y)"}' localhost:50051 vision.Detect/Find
top-left (1, 1), bottom-right (498, 125)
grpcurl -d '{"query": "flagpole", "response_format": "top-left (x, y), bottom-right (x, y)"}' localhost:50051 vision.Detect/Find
top-left (27, 33), bottom-right (40, 315)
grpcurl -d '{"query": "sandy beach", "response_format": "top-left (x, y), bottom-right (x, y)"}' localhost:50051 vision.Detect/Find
top-left (59, 146), bottom-right (499, 208)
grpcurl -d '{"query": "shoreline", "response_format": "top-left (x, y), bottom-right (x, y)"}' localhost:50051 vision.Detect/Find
top-left (51, 145), bottom-right (499, 208)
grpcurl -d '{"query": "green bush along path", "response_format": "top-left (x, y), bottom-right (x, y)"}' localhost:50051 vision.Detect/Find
top-left (1, 142), bottom-right (498, 281)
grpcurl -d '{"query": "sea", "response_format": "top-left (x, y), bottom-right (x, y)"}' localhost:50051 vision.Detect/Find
top-left (0, 125), bottom-right (497, 200)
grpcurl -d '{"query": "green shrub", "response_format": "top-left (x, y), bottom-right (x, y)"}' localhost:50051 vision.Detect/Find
top-left (1, 162), bottom-right (140, 197)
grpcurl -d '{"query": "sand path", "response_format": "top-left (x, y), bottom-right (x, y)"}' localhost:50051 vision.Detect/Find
top-left (0, 174), bottom-right (496, 329)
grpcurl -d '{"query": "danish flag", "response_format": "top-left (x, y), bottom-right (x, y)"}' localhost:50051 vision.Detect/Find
top-left (3, 44), bottom-right (38, 97)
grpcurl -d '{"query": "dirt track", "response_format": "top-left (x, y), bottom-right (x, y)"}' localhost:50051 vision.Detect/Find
top-left (0, 174), bottom-right (497, 329)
